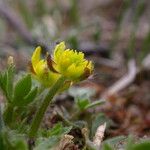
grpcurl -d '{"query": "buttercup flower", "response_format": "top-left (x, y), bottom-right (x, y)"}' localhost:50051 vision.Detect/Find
top-left (51, 41), bottom-right (93, 81)
top-left (30, 42), bottom-right (93, 87)
top-left (30, 46), bottom-right (60, 87)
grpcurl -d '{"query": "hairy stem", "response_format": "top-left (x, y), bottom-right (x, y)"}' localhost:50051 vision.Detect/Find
top-left (29, 76), bottom-right (66, 138)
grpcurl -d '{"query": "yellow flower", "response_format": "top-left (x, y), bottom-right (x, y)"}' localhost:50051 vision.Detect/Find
top-left (52, 42), bottom-right (93, 81)
top-left (30, 46), bottom-right (60, 87)
top-left (30, 42), bottom-right (93, 87)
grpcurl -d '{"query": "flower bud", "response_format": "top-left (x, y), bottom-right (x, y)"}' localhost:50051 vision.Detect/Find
top-left (7, 56), bottom-right (14, 66)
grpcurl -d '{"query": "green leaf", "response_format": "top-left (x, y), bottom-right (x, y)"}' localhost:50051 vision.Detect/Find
top-left (0, 72), bottom-right (3, 89)
top-left (34, 136), bottom-right (60, 150)
top-left (12, 140), bottom-right (28, 150)
top-left (13, 74), bottom-right (31, 106)
top-left (3, 104), bottom-right (14, 126)
top-left (102, 143), bottom-right (114, 150)
top-left (85, 100), bottom-right (105, 110)
top-left (125, 137), bottom-right (150, 150)
top-left (104, 136), bottom-right (126, 149)
top-left (91, 113), bottom-right (111, 138)
top-left (69, 87), bottom-right (96, 98)
top-left (15, 87), bottom-right (38, 106)
top-left (47, 123), bottom-right (72, 137)
top-left (0, 72), bottom-right (6, 91)
top-left (2, 129), bottom-right (28, 150)
top-left (0, 66), bottom-right (15, 102)
top-left (131, 140), bottom-right (150, 150)
top-left (76, 97), bottom-right (90, 110)
top-left (125, 135), bottom-right (134, 150)
top-left (35, 123), bottom-right (72, 150)
top-left (6, 66), bottom-right (15, 100)
top-left (34, 123), bottom-right (72, 150)
top-left (69, 87), bottom-right (101, 110)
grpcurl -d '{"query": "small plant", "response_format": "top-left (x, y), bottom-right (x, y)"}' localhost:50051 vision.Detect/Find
top-left (28, 41), bottom-right (93, 138)
top-left (0, 41), bottom-right (93, 149)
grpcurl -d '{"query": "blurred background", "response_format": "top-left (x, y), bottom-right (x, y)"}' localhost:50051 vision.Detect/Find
top-left (0, 0), bottom-right (150, 137)
top-left (0, 0), bottom-right (150, 67)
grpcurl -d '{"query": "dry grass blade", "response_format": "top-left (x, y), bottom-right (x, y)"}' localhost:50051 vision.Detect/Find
top-left (93, 122), bottom-right (106, 149)
top-left (102, 59), bottom-right (137, 98)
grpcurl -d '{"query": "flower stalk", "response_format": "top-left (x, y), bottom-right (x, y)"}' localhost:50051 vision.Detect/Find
top-left (29, 76), bottom-right (66, 138)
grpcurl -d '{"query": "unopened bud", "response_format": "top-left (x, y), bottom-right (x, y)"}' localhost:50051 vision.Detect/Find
top-left (7, 56), bottom-right (14, 66)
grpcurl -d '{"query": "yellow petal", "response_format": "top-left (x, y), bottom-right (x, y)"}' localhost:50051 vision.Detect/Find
top-left (66, 64), bottom-right (84, 80)
top-left (34, 60), bottom-right (47, 77)
top-left (31, 46), bottom-right (42, 69)
top-left (54, 42), bottom-right (66, 62)
top-left (65, 63), bottom-right (76, 78)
